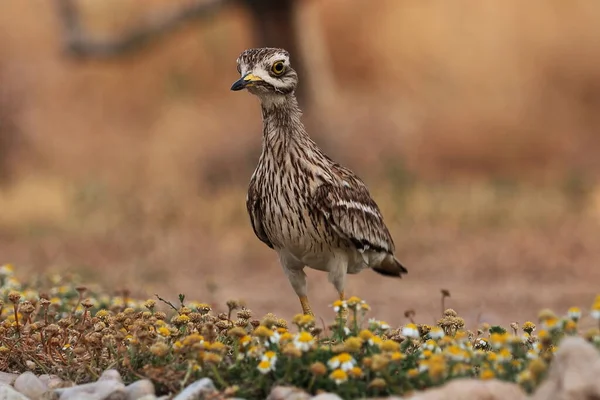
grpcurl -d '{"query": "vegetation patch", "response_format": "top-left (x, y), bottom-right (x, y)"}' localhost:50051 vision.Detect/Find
top-left (0, 264), bottom-right (598, 399)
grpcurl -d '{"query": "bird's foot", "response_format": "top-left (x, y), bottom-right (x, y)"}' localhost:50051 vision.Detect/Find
top-left (299, 295), bottom-right (314, 316)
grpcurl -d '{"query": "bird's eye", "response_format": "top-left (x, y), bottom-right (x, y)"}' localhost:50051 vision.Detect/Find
top-left (271, 61), bottom-right (285, 75)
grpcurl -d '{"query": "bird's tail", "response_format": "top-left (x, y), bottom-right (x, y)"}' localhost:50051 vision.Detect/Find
top-left (372, 254), bottom-right (408, 278)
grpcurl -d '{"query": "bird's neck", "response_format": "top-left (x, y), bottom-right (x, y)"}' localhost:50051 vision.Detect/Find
top-left (259, 95), bottom-right (314, 158)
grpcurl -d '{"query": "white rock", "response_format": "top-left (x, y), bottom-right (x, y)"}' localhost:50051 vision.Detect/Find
top-left (38, 375), bottom-right (64, 389)
top-left (267, 386), bottom-right (310, 400)
top-left (99, 370), bottom-right (123, 384)
top-left (0, 373), bottom-right (18, 386)
top-left (125, 380), bottom-right (155, 400)
top-left (54, 380), bottom-right (125, 400)
top-left (532, 336), bottom-right (600, 400)
top-left (0, 383), bottom-right (30, 400)
top-left (311, 395), bottom-right (344, 400)
top-left (14, 372), bottom-right (47, 399)
top-left (173, 378), bottom-right (216, 400)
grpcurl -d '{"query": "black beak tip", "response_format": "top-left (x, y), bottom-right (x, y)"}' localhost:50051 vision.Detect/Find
top-left (230, 80), bottom-right (245, 91)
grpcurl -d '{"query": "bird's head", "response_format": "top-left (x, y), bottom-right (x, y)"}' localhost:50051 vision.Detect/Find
top-left (230, 48), bottom-right (298, 101)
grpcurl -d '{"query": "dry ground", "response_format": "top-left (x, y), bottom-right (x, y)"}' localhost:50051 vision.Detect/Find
top-left (1, 1), bottom-right (600, 330)
top-left (2, 183), bottom-right (599, 329)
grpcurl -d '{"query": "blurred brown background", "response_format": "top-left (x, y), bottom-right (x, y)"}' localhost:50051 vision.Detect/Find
top-left (1, 0), bottom-right (599, 327)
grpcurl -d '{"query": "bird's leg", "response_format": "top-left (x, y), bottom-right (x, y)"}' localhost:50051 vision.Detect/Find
top-left (299, 296), bottom-right (314, 316)
top-left (338, 290), bottom-right (349, 320)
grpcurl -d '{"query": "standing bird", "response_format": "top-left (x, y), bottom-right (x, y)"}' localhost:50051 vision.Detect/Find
top-left (231, 48), bottom-right (407, 316)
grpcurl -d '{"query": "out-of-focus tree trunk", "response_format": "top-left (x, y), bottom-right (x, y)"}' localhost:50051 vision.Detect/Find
top-left (242, 0), bottom-right (307, 105)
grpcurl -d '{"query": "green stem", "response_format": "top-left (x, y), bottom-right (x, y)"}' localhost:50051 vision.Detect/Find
top-left (210, 364), bottom-right (228, 388)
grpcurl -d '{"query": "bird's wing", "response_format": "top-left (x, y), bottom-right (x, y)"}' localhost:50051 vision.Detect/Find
top-left (246, 181), bottom-right (273, 249)
top-left (312, 167), bottom-right (395, 254)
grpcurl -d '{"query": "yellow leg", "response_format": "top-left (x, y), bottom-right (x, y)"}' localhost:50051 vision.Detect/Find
top-left (299, 295), bottom-right (314, 316)
top-left (339, 290), bottom-right (349, 320)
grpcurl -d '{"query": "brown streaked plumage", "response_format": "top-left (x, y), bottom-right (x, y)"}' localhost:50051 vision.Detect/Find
top-left (231, 47), bottom-right (407, 315)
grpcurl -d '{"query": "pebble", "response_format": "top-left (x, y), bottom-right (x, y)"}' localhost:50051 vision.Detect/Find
top-left (53, 379), bottom-right (125, 400)
top-left (14, 372), bottom-right (47, 399)
top-left (172, 378), bottom-right (215, 400)
top-left (311, 395), bottom-right (343, 400)
top-left (0, 383), bottom-right (30, 400)
top-left (0, 373), bottom-right (18, 387)
top-left (267, 386), bottom-right (310, 400)
top-left (98, 370), bottom-right (123, 384)
top-left (39, 375), bottom-right (69, 390)
top-left (125, 380), bottom-right (155, 400)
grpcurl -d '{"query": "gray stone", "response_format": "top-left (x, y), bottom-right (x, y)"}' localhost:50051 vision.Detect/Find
top-left (38, 375), bottom-right (64, 390)
top-left (125, 380), bottom-right (155, 400)
top-left (267, 386), bottom-right (311, 400)
top-left (54, 380), bottom-right (126, 400)
top-left (0, 373), bottom-right (18, 386)
top-left (407, 378), bottom-right (526, 399)
top-left (0, 383), bottom-right (30, 400)
top-left (98, 370), bottom-right (123, 384)
top-left (14, 372), bottom-right (47, 399)
top-left (532, 336), bottom-right (600, 400)
top-left (173, 378), bottom-right (216, 400)
top-left (311, 395), bottom-right (344, 400)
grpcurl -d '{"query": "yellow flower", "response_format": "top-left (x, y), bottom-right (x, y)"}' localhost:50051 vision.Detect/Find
top-left (380, 340), bottom-right (400, 352)
top-left (517, 370), bottom-right (533, 384)
top-left (420, 349), bottom-right (433, 359)
top-left (371, 354), bottom-right (389, 371)
top-left (480, 369), bottom-right (495, 380)
top-left (429, 327), bottom-right (445, 339)
top-left (427, 355), bottom-right (447, 380)
top-left (542, 317), bottom-right (560, 332)
top-left (293, 331), bottom-right (314, 352)
top-left (348, 366), bottom-right (363, 378)
top-left (359, 330), bottom-right (374, 340)
top-left (329, 368), bottom-right (348, 385)
top-left (173, 315), bottom-right (190, 325)
top-left (239, 335), bottom-right (252, 347)
top-left (95, 309), bottom-right (109, 319)
top-left (368, 336), bottom-right (382, 347)
top-left (401, 323), bottom-right (419, 339)
top-left (328, 352), bottom-right (356, 371)
top-left (567, 307), bottom-right (582, 321)
top-left (331, 300), bottom-right (346, 313)
top-left (202, 352), bottom-right (222, 364)
top-left (496, 348), bottom-right (512, 362)
top-left (564, 320), bottom-right (577, 334)
top-left (522, 321), bottom-right (536, 334)
top-left (592, 297), bottom-right (600, 320)
top-left (390, 351), bottom-right (405, 361)
top-left (490, 333), bottom-right (508, 349)
top-left (157, 327), bottom-right (171, 337)
top-left (262, 350), bottom-right (277, 361)
top-left (344, 337), bottom-right (363, 353)
top-left (445, 345), bottom-right (469, 362)
top-left (407, 368), bottom-right (420, 378)
top-left (280, 332), bottom-right (294, 343)
top-left (207, 342), bottom-right (227, 353)
top-left (254, 326), bottom-right (274, 338)
top-left (299, 314), bottom-right (314, 326)
top-left (346, 296), bottom-right (363, 308)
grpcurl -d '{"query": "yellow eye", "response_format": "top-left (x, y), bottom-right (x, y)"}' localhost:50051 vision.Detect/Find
top-left (271, 61), bottom-right (285, 75)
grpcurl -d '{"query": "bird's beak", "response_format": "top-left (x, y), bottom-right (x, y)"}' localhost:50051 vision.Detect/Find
top-left (230, 73), bottom-right (263, 91)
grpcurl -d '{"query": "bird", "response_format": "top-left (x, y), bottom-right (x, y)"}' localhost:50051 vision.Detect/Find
top-left (231, 47), bottom-right (407, 316)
